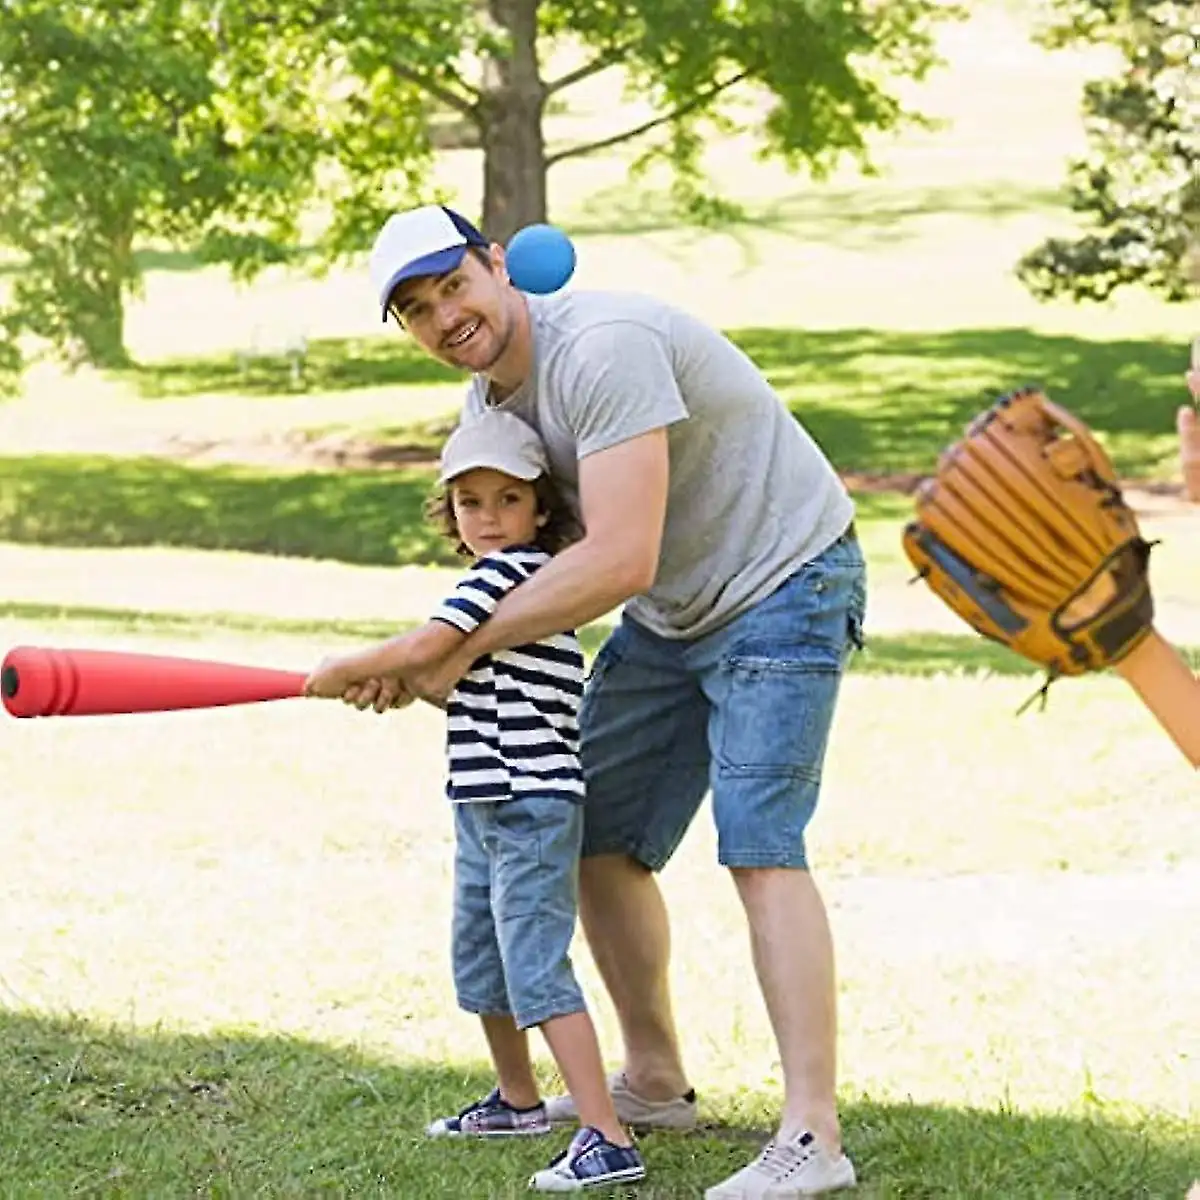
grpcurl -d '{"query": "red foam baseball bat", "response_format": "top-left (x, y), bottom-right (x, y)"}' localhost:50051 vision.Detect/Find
top-left (1, 645), bottom-right (308, 719)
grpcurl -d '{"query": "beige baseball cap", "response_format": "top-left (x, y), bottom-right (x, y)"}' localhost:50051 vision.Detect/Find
top-left (438, 410), bottom-right (550, 485)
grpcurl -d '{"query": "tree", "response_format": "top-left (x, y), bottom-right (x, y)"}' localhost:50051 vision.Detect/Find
top-left (0, 0), bottom-right (961, 377)
top-left (0, 0), bottom-right (323, 376)
top-left (1016, 0), bottom-right (1199, 304)
top-left (219, 0), bottom-right (963, 251)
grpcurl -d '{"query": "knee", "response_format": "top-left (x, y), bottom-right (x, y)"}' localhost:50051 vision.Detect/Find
top-left (729, 864), bottom-right (812, 908)
top-left (579, 854), bottom-right (656, 932)
top-left (580, 851), bottom-right (649, 891)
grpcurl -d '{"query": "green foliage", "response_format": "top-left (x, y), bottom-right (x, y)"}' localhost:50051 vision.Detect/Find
top-left (1017, 0), bottom-right (1199, 303)
top-left (0, 0), bottom-right (325, 377)
top-left (147, 0), bottom-right (964, 253)
top-left (0, 0), bottom-right (961, 370)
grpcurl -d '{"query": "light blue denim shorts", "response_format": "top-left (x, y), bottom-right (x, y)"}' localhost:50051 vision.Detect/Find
top-left (451, 794), bottom-right (587, 1031)
top-left (578, 528), bottom-right (867, 871)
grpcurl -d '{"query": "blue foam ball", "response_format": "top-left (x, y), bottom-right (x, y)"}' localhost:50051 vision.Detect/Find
top-left (505, 224), bottom-right (576, 295)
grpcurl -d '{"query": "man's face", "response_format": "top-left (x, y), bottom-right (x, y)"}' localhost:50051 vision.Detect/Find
top-left (388, 246), bottom-right (516, 374)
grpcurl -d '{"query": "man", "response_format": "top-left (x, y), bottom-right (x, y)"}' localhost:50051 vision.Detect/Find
top-left (352, 203), bottom-right (866, 1198)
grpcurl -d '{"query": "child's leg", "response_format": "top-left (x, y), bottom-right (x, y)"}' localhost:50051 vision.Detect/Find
top-left (480, 1013), bottom-right (539, 1109)
top-left (491, 795), bottom-right (640, 1153)
top-left (539, 1010), bottom-right (631, 1147)
top-left (427, 804), bottom-right (552, 1139)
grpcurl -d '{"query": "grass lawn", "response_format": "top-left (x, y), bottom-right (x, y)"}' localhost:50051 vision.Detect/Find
top-left (0, 599), bottom-right (1197, 1197)
top-left (0, 501), bottom-right (1197, 1196)
top-left (1, 2), bottom-right (1198, 1195)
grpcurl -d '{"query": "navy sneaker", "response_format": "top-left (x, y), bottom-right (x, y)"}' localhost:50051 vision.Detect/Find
top-left (426, 1087), bottom-right (551, 1138)
top-left (529, 1126), bottom-right (647, 1191)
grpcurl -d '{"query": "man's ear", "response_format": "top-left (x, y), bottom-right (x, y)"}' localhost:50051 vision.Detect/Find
top-left (488, 243), bottom-right (509, 283)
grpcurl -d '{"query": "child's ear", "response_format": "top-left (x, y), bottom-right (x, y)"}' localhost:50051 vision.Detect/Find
top-left (535, 510), bottom-right (550, 528)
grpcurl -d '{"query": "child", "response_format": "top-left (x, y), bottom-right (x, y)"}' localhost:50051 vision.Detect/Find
top-left (304, 409), bottom-right (648, 1192)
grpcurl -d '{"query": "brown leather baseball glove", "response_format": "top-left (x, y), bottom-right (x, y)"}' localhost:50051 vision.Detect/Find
top-left (902, 387), bottom-right (1156, 699)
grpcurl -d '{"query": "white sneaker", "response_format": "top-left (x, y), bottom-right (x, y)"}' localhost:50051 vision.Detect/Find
top-left (543, 1070), bottom-right (698, 1131)
top-left (704, 1130), bottom-right (856, 1198)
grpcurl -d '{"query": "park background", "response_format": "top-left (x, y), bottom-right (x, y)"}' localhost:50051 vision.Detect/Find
top-left (0, 0), bottom-right (1197, 1195)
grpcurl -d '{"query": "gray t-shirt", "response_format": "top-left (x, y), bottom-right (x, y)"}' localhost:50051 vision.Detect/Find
top-left (461, 290), bottom-right (855, 640)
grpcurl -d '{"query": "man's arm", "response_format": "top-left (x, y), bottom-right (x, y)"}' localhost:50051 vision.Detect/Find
top-left (471, 428), bottom-right (668, 648)
top-left (384, 428), bottom-right (667, 703)
top-left (336, 621), bottom-right (466, 682)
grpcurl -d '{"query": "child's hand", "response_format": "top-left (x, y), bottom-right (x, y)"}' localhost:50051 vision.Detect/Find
top-left (304, 655), bottom-right (360, 700)
top-left (343, 677), bottom-right (416, 712)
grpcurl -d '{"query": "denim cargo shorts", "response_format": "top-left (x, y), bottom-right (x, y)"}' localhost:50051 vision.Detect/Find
top-left (577, 527), bottom-right (867, 871)
top-left (451, 793), bottom-right (587, 1031)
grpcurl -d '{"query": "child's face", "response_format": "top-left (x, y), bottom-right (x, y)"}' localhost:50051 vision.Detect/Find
top-left (450, 468), bottom-right (545, 556)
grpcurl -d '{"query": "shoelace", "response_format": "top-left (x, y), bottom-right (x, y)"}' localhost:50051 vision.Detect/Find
top-left (752, 1137), bottom-right (817, 1180)
top-left (547, 1130), bottom-right (603, 1172)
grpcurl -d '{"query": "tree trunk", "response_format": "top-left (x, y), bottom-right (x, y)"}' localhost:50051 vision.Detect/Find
top-left (478, 0), bottom-right (547, 243)
top-left (76, 217), bottom-right (134, 368)
top-left (75, 281), bottom-right (130, 369)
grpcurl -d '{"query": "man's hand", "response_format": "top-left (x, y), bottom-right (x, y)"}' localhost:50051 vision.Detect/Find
top-left (406, 651), bottom-right (471, 707)
top-left (341, 652), bottom-right (468, 713)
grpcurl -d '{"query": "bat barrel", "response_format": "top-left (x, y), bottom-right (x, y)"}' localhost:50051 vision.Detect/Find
top-left (2, 648), bottom-right (87, 717)
top-left (1, 645), bottom-right (307, 719)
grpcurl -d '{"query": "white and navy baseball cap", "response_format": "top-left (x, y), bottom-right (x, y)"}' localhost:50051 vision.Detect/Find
top-left (369, 205), bottom-right (491, 322)
top-left (438, 411), bottom-right (550, 485)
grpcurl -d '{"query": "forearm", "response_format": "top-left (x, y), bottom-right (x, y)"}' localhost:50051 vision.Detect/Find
top-left (343, 621), bottom-right (465, 680)
top-left (459, 535), bottom-right (648, 658)
top-left (1114, 628), bottom-right (1200, 768)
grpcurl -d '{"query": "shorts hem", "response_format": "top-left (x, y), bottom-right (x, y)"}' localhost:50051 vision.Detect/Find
top-left (513, 994), bottom-right (588, 1032)
top-left (718, 852), bottom-right (811, 870)
top-left (457, 995), bottom-right (512, 1017)
top-left (581, 836), bottom-right (670, 873)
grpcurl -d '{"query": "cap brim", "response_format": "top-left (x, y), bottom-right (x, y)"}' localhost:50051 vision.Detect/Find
top-left (439, 456), bottom-right (544, 485)
top-left (379, 246), bottom-right (469, 317)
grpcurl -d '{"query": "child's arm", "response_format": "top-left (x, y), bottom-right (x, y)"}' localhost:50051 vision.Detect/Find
top-left (306, 550), bottom-right (530, 708)
top-left (1114, 629), bottom-right (1200, 768)
top-left (304, 620), bottom-right (466, 704)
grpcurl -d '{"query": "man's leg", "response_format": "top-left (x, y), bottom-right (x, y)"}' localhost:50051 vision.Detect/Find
top-left (577, 852), bottom-right (688, 1100)
top-left (730, 867), bottom-right (839, 1149)
top-left (697, 531), bottom-right (865, 1196)
top-left (543, 619), bottom-right (712, 1126)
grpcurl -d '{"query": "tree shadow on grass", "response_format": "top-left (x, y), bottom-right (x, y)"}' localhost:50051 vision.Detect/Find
top-left (3, 594), bottom-right (1198, 686)
top-left (726, 326), bottom-right (1193, 477)
top-left (99, 326), bottom-right (1192, 481)
top-left (0, 455), bottom-right (459, 568)
top-left (565, 180), bottom-right (1066, 247)
top-left (111, 335), bottom-right (464, 400)
top-left (0, 1010), bottom-right (1193, 1199)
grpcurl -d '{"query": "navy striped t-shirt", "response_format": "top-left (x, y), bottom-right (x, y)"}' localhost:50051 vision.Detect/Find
top-left (432, 545), bottom-right (585, 805)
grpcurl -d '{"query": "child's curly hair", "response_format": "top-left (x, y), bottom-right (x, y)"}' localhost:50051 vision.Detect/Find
top-left (424, 472), bottom-right (584, 560)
